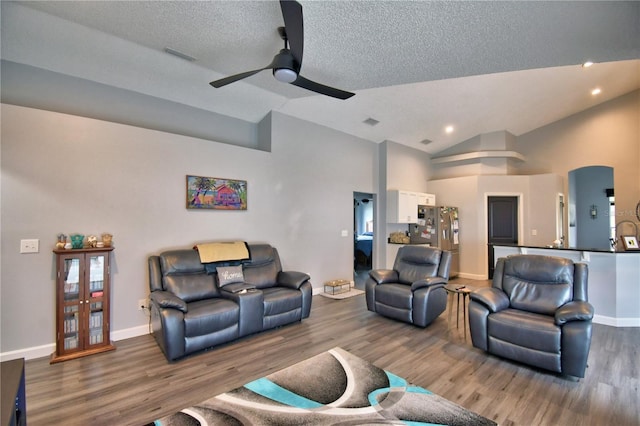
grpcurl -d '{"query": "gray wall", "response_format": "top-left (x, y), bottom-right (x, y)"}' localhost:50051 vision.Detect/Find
top-left (515, 90), bottom-right (640, 235)
top-left (0, 105), bottom-right (376, 357)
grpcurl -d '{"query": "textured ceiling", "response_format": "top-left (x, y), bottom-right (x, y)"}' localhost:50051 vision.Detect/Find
top-left (2, 1), bottom-right (639, 153)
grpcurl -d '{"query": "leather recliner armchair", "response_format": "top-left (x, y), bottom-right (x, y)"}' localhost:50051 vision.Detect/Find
top-left (469, 254), bottom-right (594, 378)
top-left (365, 245), bottom-right (451, 327)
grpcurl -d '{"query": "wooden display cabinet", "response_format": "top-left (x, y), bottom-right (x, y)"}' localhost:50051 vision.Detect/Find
top-left (51, 247), bottom-right (115, 363)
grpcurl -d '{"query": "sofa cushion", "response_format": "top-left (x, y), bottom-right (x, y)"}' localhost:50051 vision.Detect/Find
top-left (262, 287), bottom-right (302, 316)
top-left (488, 308), bottom-right (560, 353)
top-left (502, 255), bottom-right (574, 315)
top-left (243, 244), bottom-right (281, 289)
top-left (160, 250), bottom-right (219, 302)
top-left (375, 284), bottom-right (413, 310)
top-left (394, 246), bottom-right (441, 284)
top-left (184, 299), bottom-right (239, 337)
top-left (164, 274), bottom-right (219, 303)
top-left (160, 250), bottom-right (205, 275)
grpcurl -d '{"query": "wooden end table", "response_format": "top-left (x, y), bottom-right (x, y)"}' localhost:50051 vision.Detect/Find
top-left (444, 284), bottom-right (474, 339)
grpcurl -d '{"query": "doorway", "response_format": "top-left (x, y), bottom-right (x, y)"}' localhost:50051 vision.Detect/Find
top-left (354, 192), bottom-right (374, 288)
top-left (568, 166), bottom-right (614, 250)
top-left (487, 196), bottom-right (519, 278)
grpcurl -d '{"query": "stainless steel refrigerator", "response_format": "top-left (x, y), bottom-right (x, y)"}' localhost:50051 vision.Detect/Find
top-left (409, 206), bottom-right (460, 277)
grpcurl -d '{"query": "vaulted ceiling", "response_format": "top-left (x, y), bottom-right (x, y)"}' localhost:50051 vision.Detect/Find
top-left (2, 1), bottom-right (639, 153)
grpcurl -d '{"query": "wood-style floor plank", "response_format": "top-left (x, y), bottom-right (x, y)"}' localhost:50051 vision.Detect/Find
top-left (23, 278), bottom-right (640, 426)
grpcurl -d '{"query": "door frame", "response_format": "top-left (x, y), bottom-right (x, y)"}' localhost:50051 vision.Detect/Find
top-left (484, 192), bottom-right (524, 278)
top-left (353, 191), bottom-right (376, 271)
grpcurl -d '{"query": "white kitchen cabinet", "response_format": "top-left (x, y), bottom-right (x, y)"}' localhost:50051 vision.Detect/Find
top-left (418, 193), bottom-right (436, 206)
top-left (388, 190), bottom-right (418, 223)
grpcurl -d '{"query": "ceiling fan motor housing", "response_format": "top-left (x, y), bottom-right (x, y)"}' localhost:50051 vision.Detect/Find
top-left (272, 49), bottom-right (300, 82)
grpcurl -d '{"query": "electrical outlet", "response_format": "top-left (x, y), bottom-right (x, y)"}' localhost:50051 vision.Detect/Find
top-left (20, 239), bottom-right (39, 253)
top-left (138, 298), bottom-right (148, 311)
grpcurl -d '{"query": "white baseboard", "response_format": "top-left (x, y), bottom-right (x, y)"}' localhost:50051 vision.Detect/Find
top-left (0, 343), bottom-right (56, 362)
top-left (111, 324), bottom-right (150, 341)
top-left (455, 272), bottom-right (488, 280)
top-left (0, 325), bottom-right (151, 362)
top-left (593, 314), bottom-right (640, 327)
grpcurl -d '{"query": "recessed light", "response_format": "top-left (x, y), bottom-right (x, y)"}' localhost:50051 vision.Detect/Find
top-left (445, 126), bottom-right (454, 134)
top-left (591, 88), bottom-right (601, 96)
top-left (363, 117), bottom-right (380, 126)
top-left (420, 139), bottom-right (433, 145)
top-left (582, 61), bottom-right (594, 68)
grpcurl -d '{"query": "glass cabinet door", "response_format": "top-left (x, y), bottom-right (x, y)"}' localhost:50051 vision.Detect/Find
top-left (62, 257), bottom-right (82, 351)
top-left (87, 254), bottom-right (106, 347)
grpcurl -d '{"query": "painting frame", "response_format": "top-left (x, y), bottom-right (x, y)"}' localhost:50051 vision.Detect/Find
top-left (621, 235), bottom-right (640, 251)
top-left (186, 175), bottom-right (247, 210)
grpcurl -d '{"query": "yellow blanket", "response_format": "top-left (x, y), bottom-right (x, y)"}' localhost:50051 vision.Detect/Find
top-left (195, 241), bottom-right (249, 263)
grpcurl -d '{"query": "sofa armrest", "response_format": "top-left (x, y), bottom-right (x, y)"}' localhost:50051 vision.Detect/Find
top-left (150, 291), bottom-right (188, 313)
top-left (369, 269), bottom-right (399, 284)
top-left (221, 288), bottom-right (264, 336)
top-left (277, 271), bottom-right (311, 289)
top-left (411, 277), bottom-right (446, 291)
top-left (555, 301), bottom-right (594, 325)
top-left (469, 288), bottom-right (509, 313)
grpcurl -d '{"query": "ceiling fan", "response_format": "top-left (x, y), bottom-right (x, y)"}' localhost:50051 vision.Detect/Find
top-left (209, 0), bottom-right (355, 100)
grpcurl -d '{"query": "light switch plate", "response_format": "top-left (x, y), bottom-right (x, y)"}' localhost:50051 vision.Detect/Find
top-left (20, 239), bottom-right (39, 253)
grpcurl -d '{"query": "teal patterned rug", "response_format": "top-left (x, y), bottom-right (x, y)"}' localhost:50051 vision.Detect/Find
top-left (149, 347), bottom-right (496, 425)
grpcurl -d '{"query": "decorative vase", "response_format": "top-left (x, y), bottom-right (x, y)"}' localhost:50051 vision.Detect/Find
top-left (56, 234), bottom-right (67, 250)
top-left (70, 234), bottom-right (84, 249)
top-left (102, 233), bottom-right (113, 247)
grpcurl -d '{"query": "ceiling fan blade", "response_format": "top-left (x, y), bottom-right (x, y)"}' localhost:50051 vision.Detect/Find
top-left (210, 67), bottom-right (269, 88)
top-left (292, 75), bottom-right (355, 100)
top-left (280, 0), bottom-right (304, 66)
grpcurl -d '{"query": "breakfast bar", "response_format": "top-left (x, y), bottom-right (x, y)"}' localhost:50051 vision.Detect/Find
top-left (492, 245), bottom-right (640, 327)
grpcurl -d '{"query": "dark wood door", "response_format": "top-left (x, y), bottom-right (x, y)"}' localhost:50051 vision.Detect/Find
top-left (487, 196), bottom-right (518, 278)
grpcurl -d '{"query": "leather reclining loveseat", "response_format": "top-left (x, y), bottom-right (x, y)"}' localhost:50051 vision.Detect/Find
top-left (148, 243), bottom-right (312, 361)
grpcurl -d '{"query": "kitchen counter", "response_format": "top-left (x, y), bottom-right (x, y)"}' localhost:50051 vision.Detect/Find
top-left (490, 243), bottom-right (636, 254)
top-left (493, 244), bottom-right (640, 327)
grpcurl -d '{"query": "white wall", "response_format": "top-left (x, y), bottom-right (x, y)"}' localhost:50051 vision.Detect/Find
top-left (381, 140), bottom-right (433, 267)
top-left (0, 105), bottom-right (376, 358)
top-left (428, 174), bottom-right (562, 279)
top-left (427, 176), bottom-right (480, 276)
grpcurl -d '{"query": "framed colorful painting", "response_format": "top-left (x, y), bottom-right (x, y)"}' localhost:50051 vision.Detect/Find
top-left (186, 175), bottom-right (247, 210)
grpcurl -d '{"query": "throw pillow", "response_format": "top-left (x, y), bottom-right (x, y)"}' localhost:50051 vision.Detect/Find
top-left (217, 265), bottom-right (245, 287)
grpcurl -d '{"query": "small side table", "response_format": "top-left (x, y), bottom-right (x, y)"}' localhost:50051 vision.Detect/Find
top-left (444, 284), bottom-right (474, 339)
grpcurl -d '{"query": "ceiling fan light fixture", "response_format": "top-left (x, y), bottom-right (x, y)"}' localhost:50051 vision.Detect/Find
top-left (274, 68), bottom-right (298, 83)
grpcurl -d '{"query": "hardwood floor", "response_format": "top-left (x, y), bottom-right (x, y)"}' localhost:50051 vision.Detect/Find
top-left (24, 279), bottom-right (640, 425)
